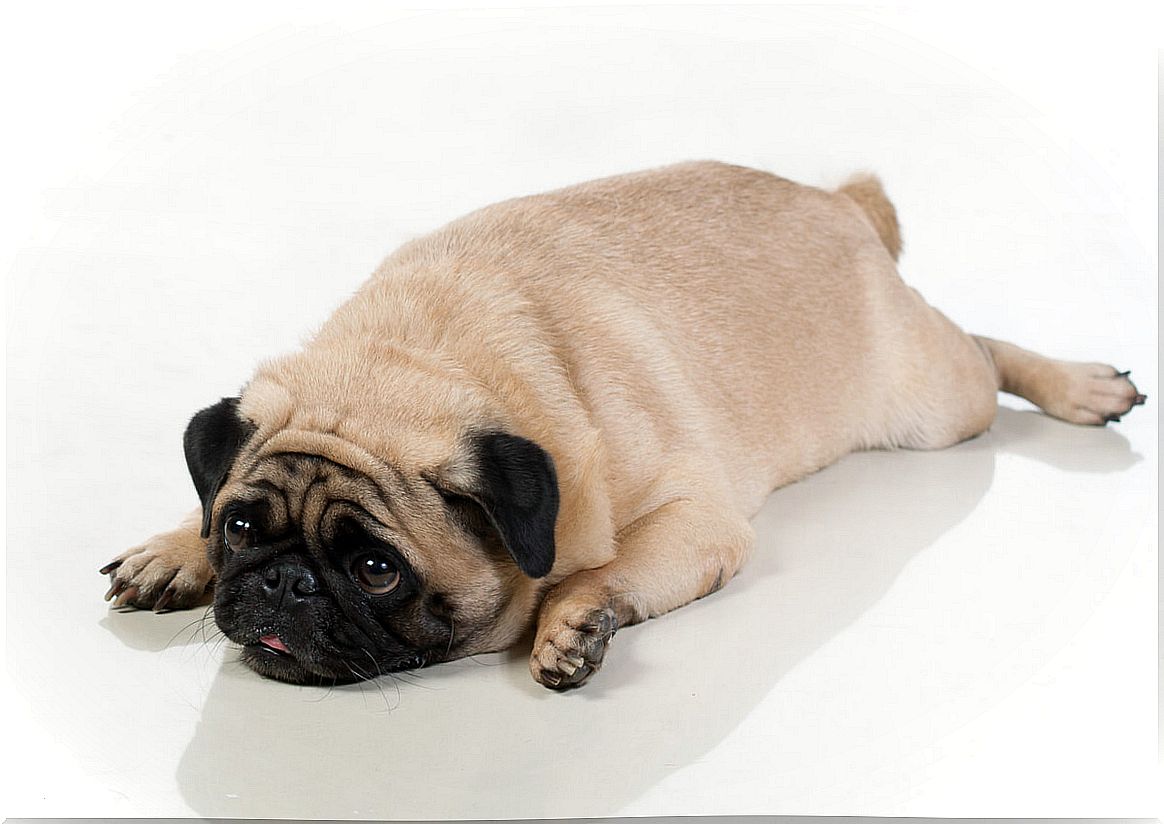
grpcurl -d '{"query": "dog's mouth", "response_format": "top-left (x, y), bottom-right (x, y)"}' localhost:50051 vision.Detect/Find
top-left (258, 633), bottom-right (291, 655)
top-left (215, 594), bottom-right (366, 684)
top-left (216, 599), bottom-right (433, 685)
top-left (236, 628), bottom-right (426, 685)
top-left (244, 633), bottom-right (304, 669)
top-left (238, 633), bottom-right (360, 686)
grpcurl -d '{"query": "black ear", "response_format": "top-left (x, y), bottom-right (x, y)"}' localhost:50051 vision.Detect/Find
top-left (183, 397), bottom-right (257, 538)
top-left (466, 432), bottom-right (559, 578)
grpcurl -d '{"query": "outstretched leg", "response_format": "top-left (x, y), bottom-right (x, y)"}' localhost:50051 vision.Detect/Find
top-left (874, 283), bottom-right (1145, 450)
top-left (100, 509), bottom-right (214, 611)
top-left (975, 336), bottom-right (1146, 425)
top-left (530, 494), bottom-right (754, 690)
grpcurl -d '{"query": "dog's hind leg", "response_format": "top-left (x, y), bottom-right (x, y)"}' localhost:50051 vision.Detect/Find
top-left (872, 278), bottom-right (1145, 450)
top-left (871, 298), bottom-right (1002, 451)
top-left (972, 337), bottom-right (1146, 426)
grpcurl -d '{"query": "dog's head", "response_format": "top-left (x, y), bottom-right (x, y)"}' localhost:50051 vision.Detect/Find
top-left (184, 377), bottom-right (559, 685)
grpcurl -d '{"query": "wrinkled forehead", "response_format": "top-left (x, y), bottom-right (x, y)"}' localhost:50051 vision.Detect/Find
top-left (238, 359), bottom-right (492, 470)
top-left (215, 438), bottom-right (443, 565)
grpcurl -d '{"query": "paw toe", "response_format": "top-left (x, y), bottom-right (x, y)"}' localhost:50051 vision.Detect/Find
top-left (531, 606), bottom-right (620, 690)
top-left (102, 549), bottom-right (211, 611)
top-left (1060, 365), bottom-right (1146, 426)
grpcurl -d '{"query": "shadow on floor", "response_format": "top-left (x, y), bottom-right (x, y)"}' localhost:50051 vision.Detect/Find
top-left (98, 407), bottom-right (1139, 819)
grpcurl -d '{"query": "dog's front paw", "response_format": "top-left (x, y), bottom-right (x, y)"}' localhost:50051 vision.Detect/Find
top-left (530, 604), bottom-right (619, 690)
top-left (100, 516), bottom-right (213, 611)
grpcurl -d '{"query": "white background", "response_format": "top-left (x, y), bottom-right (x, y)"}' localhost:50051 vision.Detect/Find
top-left (3, 2), bottom-right (1158, 819)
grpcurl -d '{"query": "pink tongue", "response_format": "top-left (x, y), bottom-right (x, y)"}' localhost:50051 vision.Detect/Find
top-left (260, 634), bottom-right (290, 653)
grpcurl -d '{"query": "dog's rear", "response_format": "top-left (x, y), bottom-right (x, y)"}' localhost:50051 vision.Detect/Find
top-left (832, 169), bottom-right (1145, 437)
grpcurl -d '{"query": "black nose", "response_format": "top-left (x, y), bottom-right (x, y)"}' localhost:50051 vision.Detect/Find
top-left (261, 561), bottom-right (319, 606)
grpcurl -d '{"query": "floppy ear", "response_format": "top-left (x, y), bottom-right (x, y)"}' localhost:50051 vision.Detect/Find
top-left (183, 397), bottom-right (257, 538)
top-left (443, 432), bottom-right (559, 578)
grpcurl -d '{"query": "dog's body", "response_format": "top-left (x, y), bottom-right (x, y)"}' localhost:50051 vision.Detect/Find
top-left (103, 162), bottom-right (1144, 688)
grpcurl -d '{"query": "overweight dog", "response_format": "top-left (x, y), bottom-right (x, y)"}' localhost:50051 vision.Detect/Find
top-left (101, 162), bottom-right (1145, 689)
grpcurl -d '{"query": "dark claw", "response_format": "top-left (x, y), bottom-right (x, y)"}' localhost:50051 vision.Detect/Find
top-left (1104, 414), bottom-right (1122, 423)
top-left (581, 633), bottom-right (608, 662)
top-left (99, 560), bottom-right (122, 575)
top-left (1133, 394), bottom-right (1147, 405)
top-left (153, 587), bottom-right (176, 613)
top-left (113, 585), bottom-right (139, 608)
top-left (580, 607), bottom-right (617, 638)
top-left (565, 664), bottom-right (593, 686)
top-left (543, 665), bottom-right (590, 691)
top-left (105, 579), bottom-right (127, 602)
top-left (1116, 369), bottom-right (1131, 378)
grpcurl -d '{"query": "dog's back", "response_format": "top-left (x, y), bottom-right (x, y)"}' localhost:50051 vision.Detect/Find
top-left (420, 162), bottom-right (910, 511)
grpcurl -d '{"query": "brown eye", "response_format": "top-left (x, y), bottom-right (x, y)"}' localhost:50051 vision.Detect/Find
top-left (223, 513), bottom-right (259, 551)
top-left (352, 554), bottom-right (401, 595)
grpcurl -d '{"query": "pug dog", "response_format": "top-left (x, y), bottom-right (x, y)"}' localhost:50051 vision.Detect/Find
top-left (100, 161), bottom-right (1145, 689)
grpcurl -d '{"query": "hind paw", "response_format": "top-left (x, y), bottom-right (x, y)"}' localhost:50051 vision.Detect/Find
top-left (1057, 364), bottom-right (1146, 426)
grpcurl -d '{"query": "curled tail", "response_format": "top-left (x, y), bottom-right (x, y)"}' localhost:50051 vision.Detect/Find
top-left (838, 173), bottom-right (902, 262)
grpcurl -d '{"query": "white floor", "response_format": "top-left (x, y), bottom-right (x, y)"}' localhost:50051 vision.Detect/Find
top-left (4, 6), bottom-right (1157, 819)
